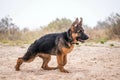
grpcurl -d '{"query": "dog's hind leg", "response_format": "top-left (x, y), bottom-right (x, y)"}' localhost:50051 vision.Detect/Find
top-left (15, 56), bottom-right (35, 71)
top-left (15, 52), bottom-right (36, 71)
top-left (38, 54), bottom-right (57, 70)
top-left (15, 57), bottom-right (24, 71)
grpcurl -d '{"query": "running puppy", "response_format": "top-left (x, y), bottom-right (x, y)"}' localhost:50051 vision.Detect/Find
top-left (15, 18), bottom-right (89, 73)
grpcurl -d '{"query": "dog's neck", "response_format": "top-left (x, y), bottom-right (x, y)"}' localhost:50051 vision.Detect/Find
top-left (66, 29), bottom-right (79, 45)
top-left (66, 29), bottom-right (73, 42)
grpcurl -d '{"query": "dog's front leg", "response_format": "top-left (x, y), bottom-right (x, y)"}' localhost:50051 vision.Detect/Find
top-left (63, 55), bottom-right (67, 66)
top-left (57, 54), bottom-right (69, 73)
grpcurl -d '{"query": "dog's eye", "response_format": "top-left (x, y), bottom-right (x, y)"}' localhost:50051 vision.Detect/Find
top-left (80, 30), bottom-right (84, 33)
top-left (80, 30), bottom-right (82, 32)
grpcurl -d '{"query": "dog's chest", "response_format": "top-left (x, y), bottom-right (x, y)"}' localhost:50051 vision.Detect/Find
top-left (61, 44), bottom-right (74, 54)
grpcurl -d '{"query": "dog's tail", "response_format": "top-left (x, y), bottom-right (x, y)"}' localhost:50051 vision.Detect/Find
top-left (22, 41), bottom-right (38, 61)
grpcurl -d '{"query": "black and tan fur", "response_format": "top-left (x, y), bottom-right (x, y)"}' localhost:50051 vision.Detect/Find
top-left (15, 18), bottom-right (89, 73)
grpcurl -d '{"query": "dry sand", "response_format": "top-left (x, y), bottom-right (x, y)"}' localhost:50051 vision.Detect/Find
top-left (0, 41), bottom-right (120, 80)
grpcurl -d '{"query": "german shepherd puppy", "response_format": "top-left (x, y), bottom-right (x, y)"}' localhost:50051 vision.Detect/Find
top-left (15, 18), bottom-right (89, 73)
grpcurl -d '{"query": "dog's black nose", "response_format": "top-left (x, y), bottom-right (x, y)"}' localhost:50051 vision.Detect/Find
top-left (83, 33), bottom-right (89, 40)
top-left (85, 35), bottom-right (89, 40)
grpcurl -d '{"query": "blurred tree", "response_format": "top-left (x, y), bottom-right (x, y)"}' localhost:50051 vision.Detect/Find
top-left (107, 13), bottom-right (120, 39)
top-left (93, 13), bottom-right (120, 40)
top-left (22, 27), bottom-right (29, 33)
top-left (0, 16), bottom-right (21, 40)
top-left (47, 18), bottom-right (72, 32)
top-left (0, 16), bottom-right (20, 34)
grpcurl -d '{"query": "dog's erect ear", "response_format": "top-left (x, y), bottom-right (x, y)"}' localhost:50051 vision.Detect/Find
top-left (78, 17), bottom-right (84, 31)
top-left (70, 18), bottom-right (79, 32)
top-left (79, 17), bottom-right (83, 27)
top-left (72, 18), bottom-right (79, 26)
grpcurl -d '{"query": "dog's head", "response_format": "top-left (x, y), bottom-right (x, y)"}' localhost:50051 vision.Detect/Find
top-left (70, 18), bottom-right (89, 43)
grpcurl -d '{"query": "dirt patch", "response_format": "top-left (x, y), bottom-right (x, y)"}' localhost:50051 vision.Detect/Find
top-left (0, 42), bottom-right (120, 80)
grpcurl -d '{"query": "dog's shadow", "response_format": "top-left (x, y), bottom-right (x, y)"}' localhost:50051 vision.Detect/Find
top-left (21, 67), bottom-right (89, 76)
top-left (21, 68), bottom-right (58, 75)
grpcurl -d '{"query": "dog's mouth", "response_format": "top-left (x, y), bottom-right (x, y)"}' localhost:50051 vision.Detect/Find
top-left (77, 38), bottom-right (85, 43)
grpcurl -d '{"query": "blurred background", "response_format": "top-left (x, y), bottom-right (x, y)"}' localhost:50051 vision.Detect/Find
top-left (0, 0), bottom-right (120, 45)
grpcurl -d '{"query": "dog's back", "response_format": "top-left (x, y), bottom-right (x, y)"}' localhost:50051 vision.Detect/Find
top-left (23, 32), bottom-right (66, 61)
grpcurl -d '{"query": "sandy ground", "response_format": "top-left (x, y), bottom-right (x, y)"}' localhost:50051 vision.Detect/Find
top-left (0, 41), bottom-right (120, 80)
